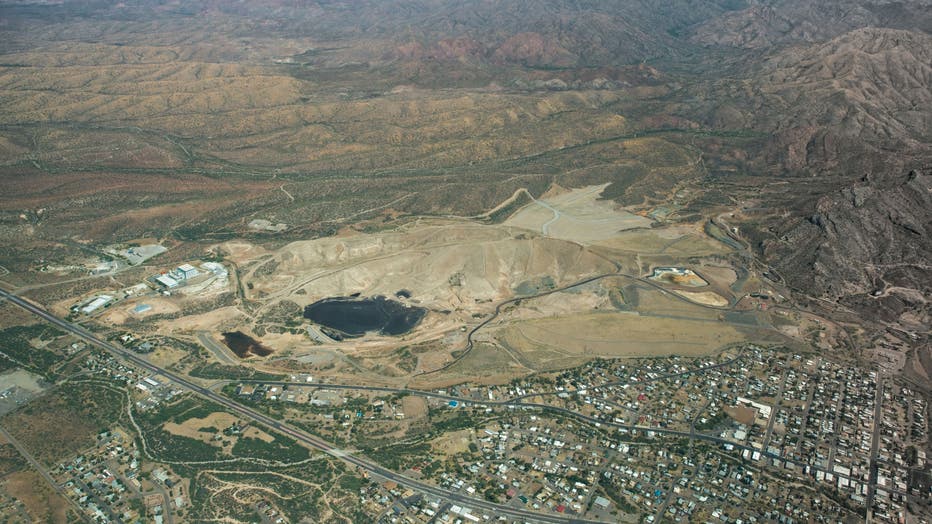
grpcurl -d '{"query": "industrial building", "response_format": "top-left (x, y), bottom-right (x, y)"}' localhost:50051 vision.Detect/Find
top-left (200, 261), bottom-right (227, 277)
top-left (155, 275), bottom-right (179, 289)
top-left (170, 263), bottom-right (200, 281)
top-left (80, 295), bottom-right (113, 314)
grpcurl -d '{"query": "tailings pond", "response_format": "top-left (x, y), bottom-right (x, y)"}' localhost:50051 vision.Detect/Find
top-left (222, 331), bottom-right (274, 358)
top-left (303, 295), bottom-right (426, 337)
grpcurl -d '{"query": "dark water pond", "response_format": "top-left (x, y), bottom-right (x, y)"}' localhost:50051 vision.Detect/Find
top-left (303, 295), bottom-right (426, 337)
top-left (222, 331), bottom-right (274, 358)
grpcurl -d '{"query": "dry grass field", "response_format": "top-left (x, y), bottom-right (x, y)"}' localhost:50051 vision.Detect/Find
top-left (496, 312), bottom-right (745, 364)
top-left (2, 470), bottom-right (69, 523)
top-left (163, 412), bottom-right (239, 443)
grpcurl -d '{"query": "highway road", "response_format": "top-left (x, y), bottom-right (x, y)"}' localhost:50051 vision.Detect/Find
top-left (227, 350), bottom-right (746, 411)
top-left (227, 361), bottom-right (879, 492)
top-left (0, 288), bottom-right (604, 524)
top-left (196, 331), bottom-right (237, 364)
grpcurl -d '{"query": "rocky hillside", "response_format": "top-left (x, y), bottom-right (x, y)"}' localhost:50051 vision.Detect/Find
top-left (0, 0), bottom-right (929, 333)
top-left (698, 27), bottom-right (932, 175)
top-left (763, 170), bottom-right (931, 330)
top-left (691, 0), bottom-right (932, 48)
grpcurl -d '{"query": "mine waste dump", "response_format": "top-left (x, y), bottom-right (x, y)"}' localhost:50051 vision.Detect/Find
top-left (303, 295), bottom-right (426, 337)
top-left (222, 331), bottom-right (274, 358)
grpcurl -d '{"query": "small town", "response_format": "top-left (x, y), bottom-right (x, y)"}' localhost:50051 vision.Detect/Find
top-left (204, 344), bottom-right (929, 523)
top-left (1, 313), bottom-right (928, 524)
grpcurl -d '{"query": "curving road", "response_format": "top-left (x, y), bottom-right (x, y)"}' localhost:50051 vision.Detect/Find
top-left (196, 331), bottom-right (237, 364)
top-left (418, 269), bottom-right (734, 376)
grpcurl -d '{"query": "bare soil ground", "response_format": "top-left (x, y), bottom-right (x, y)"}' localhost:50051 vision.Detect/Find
top-left (673, 290), bottom-right (730, 307)
top-left (1, 470), bottom-right (68, 523)
top-left (401, 396), bottom-right (428, 421)
top-left (505, 184), bottom-right (652, 243)
top-left (156, 306), bottom-right (245, 334)
top-left (103, 297), bottom-right (181, 324)
top-left (497, 311), bottom-right (744, 364)
top-left (431, 429), bottom-right (473, 456)
top-left (650, 269), bottom-right (709, 287)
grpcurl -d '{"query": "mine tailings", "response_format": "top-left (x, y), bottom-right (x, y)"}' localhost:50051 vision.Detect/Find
top-left (303, 295), bottom-right (426, 337)
top-left (222, 331), bottom-right (274, 358)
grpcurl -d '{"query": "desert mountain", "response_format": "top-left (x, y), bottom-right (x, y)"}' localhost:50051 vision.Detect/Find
top-left (760, 28), bottom-right (931, 173)
top-left (0, 0), bottom-right (929, 341)
top-left (698, 27), bottom-right (931, 175)
top-left (762, 169), bottom-right (930, 331)
top-left (691, 0), bottom-right (932, 49)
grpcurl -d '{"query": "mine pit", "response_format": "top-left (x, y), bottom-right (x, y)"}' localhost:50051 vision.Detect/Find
top-left (303, 296), bottom-right (427, 337)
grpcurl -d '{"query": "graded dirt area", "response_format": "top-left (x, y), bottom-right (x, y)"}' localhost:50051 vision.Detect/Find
top-left (505, 184), bottom-right (652, 243)
top-left (156, 306), bottom-right (245, 334)
top-left (81, 183), bottom-right (798, 386)
top-left (496, 312), bottom-right (745, 366)
top-left (673, 290), bottom-right (730, 307)
top-left (0, 370), bottom-right (47, 415)
top-left (104, 298), bottom-right (180, 324)
top-left (2, 470), bottom-right (68, 523)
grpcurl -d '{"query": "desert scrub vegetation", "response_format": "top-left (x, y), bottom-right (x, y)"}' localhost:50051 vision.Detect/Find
top-left (231, 435), bottom-right (310, 463)
top-left (0, 324), bottom-right (68, 378)
top-left (2, 380), bottom-right (125, 466)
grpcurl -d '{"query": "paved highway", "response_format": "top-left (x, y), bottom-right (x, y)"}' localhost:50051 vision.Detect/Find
top-left (196, 331), bottom-right (237, 364)
top-left (228, 350), bottom-right (746, 410)
top-left (0, 288), bottom-right (604, 524)
top-left (229, 361), bottom-right (874, 490)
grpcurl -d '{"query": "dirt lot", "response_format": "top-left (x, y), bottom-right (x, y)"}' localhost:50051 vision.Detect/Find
top-left (497, 311), bottom-right (745, 364)
top-left (673, 290), bottom-right (730, 307)
top-left (104, 298), bottom-right (180, 325)
top-left (2, 470), bottom-right (69, 523)
top-left (401, 395), bottom-right (428, 421)
top-left (505, 184), bottom-right (651, 243)
top-left (156, 306), bottom-right (245, 334)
